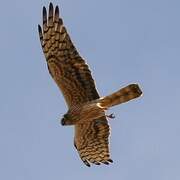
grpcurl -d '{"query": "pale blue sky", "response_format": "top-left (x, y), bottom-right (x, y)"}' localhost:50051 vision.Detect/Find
top-left (0, 0), bottom-right (180, 179)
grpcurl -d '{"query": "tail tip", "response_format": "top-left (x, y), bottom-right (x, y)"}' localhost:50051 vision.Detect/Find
top-left (129, 84), bottom-right (143, 97)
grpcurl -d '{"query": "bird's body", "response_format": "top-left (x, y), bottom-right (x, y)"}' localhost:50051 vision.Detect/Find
top-left (62, 84), bottom-right (142, 126)
top-left (38, 3), bottom-right (142, 167)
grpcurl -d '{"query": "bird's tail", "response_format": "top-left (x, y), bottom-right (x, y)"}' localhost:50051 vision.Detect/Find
top-left (96, 84), bottom-right (142, 109)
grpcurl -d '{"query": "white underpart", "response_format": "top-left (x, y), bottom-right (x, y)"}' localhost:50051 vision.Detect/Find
top-left (96, 102), bottom-right (104, 109)
top-left (96, 102), bottom-right (108, 110)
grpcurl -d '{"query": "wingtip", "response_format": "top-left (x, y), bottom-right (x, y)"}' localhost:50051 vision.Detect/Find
top-left (94, 162), bottom-right (101, 165)
top-left (49, 2), bottom-right (54, 13)
top-left (49, 2), bottom-right (53, 8)
top-left (102, 161), bottom-right (110, 165)
top-left (42, 6), bottom-right (47, 22)
top-left (55, 5), bottom-right (59, 16)
top-left (43, 6), bottom-right (46, 14)
top-left (83, 160), bottom-right (91, 167)
top-left (86, 164), bottom-right (91, 167)
top-left (38, 24), bottom-right (41, 31)
top-left (108, 159), bottom-right (113, 163)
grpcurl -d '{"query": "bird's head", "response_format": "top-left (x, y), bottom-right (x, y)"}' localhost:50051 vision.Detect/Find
top-left (61, 113), bottom-right (72, 126)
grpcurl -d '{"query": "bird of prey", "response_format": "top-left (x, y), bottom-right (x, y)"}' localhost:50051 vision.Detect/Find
top-left (38, 3), bottom-right (142, 167)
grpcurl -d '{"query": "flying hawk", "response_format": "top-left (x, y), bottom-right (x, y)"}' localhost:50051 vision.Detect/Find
top-left (38, 3), bottom-right (142, 167)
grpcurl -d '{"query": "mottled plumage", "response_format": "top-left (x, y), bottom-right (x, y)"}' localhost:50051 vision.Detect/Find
top-left (38, 3), bottom-right (142, 167)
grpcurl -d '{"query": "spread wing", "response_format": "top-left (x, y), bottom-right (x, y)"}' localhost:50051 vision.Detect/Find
top-left (38, 3), bottom-right (112, 166)
top-left (74, 118), bottom-right (113, 166)
top-left (38, 3), bottom-right (99, 108)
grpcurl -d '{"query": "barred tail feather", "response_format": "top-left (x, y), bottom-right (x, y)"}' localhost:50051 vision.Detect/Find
top-left (97, 84), bottom-right (142, 109)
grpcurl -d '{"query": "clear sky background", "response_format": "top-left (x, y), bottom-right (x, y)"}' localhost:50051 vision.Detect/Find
top-left (0, 0), bottom-right (180, 179)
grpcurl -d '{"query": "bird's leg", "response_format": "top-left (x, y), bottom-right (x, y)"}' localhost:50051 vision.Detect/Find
top-left (106, 113), bottom-right (115, 119)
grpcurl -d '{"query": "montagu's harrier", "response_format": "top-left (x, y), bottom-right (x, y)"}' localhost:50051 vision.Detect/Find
top-left (38, 3), bottom-right (142, 167)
